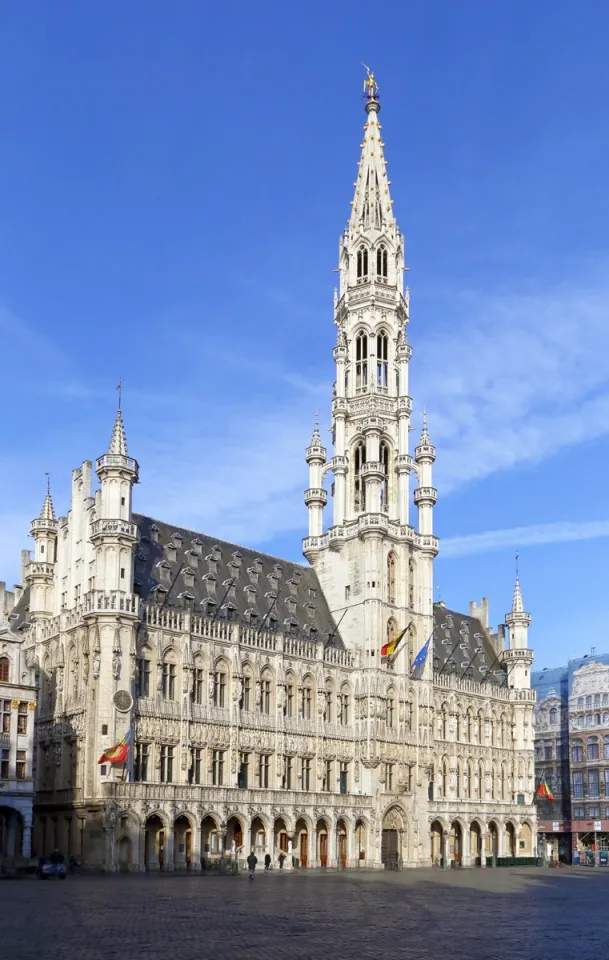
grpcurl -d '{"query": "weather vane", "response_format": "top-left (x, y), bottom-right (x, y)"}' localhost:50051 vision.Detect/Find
top-left (116, 377), bottom-right (122, 411)
top-left (362, 63), bottom-right (379, 100)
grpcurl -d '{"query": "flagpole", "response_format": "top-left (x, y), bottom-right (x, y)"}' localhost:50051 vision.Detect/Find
top-left (256, 588), bottom-right (281, 636)
top-left (436, 637), bottom-right (461, 678)
top-left (210, 577), bottom-right (236, 624)
top-left (480, 647), bottom-right (505, 685)
top-left (325, 607), bottom-right (349, 648)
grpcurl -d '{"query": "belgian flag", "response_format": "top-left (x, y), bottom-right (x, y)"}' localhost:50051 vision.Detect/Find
top-left (98, 729), bottom-right (131, 765)
top-left (536, 777), bottom-right (554, 802)
top-left (381, 627), bottom-right (407, 659)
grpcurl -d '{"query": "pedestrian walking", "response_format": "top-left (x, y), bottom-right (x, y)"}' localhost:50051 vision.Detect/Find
top-left (264, 853), bottom-right (271, 871)
top-left (247, 851), bottom-right (258, 880)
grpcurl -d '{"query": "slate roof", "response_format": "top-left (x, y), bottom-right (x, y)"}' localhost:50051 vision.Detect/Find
top-left (134, 514), bottom-right (342, 647)
top-left (7, 586), bottom-right (31, 632)
top-left (432, 603), bottom-right (507, 686)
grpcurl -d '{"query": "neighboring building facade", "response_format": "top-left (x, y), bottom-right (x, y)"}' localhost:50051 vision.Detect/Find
top-left (5, 77), bottom-right (536, 871)
top-left (533, 654), bottom-right (609, 863)
top-left (0, 581), bottom-right (36, 869)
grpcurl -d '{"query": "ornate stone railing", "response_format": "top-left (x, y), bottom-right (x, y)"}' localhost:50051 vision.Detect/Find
top-left (90, 518), bottom-right (139, 539)
top-left (284, 636), bottom-right (318, 660)
top-left (144, 603), bottom-right (184, 630)
top-left (25, 561), bottom-right (55, 579)
top-left (434, 671), bottom-right (512, 700)
top-left (323, 646), bottom-right (354, 668)
top-left (190, 613), bottom-right (233, 641)
top-left (95, 453), bottom-right (138, 473)
top-left (103, 781), bottom-right (372, 809)
top-left (84, 590), bottom-right (139, 616)
top-left (239, 625), bottom-right (278, 651)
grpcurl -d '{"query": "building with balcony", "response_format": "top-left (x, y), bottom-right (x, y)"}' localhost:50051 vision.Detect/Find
top-left (0, 582), bottom-right (36, 870)
top-left (3, 75), bottom-right (536, 871)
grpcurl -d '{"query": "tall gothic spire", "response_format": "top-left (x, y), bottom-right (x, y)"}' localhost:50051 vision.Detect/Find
top-left (108, 408), bottom-right (129, 457)
top-left (350, 69), bottom-right (394, 231)
top-left (511, 576), bottom-right (524, 615)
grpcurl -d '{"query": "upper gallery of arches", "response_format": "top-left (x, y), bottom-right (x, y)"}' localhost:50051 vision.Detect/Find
top-left (134, 514), bottom-right (343, 648)
top-left (338, 71), bottom-right (405, 301)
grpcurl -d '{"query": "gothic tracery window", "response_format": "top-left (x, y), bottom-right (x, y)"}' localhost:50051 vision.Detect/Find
top-left (356, 246), bottom-right (369, 280)
top-left (376, 331), bottom-right (388, 388)
top-left (408, 558), bottom-right (415, 610)
top-left (376, 244), bottom-right (388, 279)
top-left (355, 332), bottom-right (368, 391)
top-left (380, 440), bottom-right (390, 511)
top-left (353, 441), bottom-right (366, 512)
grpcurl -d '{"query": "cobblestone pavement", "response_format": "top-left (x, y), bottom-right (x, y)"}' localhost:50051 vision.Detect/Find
top-left (3, 867), bottom-right (607, 960)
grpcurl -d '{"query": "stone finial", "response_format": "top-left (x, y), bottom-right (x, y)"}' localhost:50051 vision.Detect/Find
top-left (108, 409), bottom-right (129, 457)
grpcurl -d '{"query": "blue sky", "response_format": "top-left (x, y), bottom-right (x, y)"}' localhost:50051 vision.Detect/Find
top-left (1, 1), bottom-right (609, 668)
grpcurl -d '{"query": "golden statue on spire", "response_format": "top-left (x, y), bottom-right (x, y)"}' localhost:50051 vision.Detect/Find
top-left (362, 63), bottom-right (379, 100)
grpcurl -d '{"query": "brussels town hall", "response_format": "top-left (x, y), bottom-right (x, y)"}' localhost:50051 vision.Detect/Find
top-left (1, 75), bottom-right (536, 871)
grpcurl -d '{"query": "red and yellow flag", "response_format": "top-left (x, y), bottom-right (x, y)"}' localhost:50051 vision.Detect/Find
top-left (381, 627), bottom-right (407, 659)
top-left (98, 729), bottom-right (131, 765)
top-left (536, 777), bottom-right (554, 802)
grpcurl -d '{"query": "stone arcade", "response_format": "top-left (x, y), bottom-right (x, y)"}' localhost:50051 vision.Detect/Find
top-left (5, 76), bottom-right (536, 871)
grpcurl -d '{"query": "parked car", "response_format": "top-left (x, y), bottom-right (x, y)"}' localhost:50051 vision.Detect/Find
top-left (39, 857), bottom-right (67, 880)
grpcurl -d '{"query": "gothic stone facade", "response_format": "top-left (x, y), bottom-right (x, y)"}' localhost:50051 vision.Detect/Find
top-left (7, 82), bottom-right (536, 870)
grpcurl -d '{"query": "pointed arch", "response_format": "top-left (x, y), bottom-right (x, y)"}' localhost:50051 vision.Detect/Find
top-left (356, 245), bottom-right (369, 280)
top-left (377, 243), bottom-right (388, 279)
top-left (353, 440), bottom-right (366, 512)
top-left (408, 557), bottom-right (416, 610)
top-left (379, 439), bottom-right (390, 511)
top-left (355, 332), bottom-right (368, 391)
top-left (376, 330), bottom-right (389, 389)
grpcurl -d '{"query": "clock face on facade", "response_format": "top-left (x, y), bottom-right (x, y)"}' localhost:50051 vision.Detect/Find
top-left (113, 690), bottom-right (133, 713)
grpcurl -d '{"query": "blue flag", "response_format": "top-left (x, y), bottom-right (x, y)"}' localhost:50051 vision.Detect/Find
top-left (410, 635), bottom-right (431, 679)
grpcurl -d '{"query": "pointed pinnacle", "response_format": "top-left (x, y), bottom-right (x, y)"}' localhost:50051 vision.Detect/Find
top-left (512, 577), bottom-right (524, 615)
top-left (420, 407), bottom-right (430, 444)
top-left (39, 490), bottom-right (56, 522)
top-left (108, 408), bottom-right (128, 457)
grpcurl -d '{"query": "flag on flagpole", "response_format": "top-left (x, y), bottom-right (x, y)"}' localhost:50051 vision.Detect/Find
top-left (381, 627), bottom-right (407, 659)
top-left (410, 635), bottom-right (432, 679)
top-left (536, 777), bottom-right (554, 802)
top-left (98, 729), bottom-right (131, 765)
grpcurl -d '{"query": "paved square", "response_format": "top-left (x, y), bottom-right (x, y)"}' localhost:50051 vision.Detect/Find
top-left (3, 867), bottom-right (607, 960)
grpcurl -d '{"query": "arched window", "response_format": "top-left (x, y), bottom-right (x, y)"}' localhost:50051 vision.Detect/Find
top-left (376, 244), bottom-right (388, 279)
top-left (588, 736), bottom-right (599, 761)
top-left (325, 680), bottom-right (334, 722)
top-left (491, 762), bottom-right (497, 799)
top-left (441, 758), bottom-right (448, 797)
top-left (549, 707), bottom-right (558, 725)
top-left (355, 332), bottom-right (368, 391)
top-left (477, 711), bottom-right (484, 744)
top-left (466, 760), bottom-right (473, 798)
top-left (478, 759), bottom-right (485, 797)
top-left (387, 618), bottom-right (397, 646)
top-left (501, 763), bottom-right (507, 800)
top-left (0, 657), bottom-right (9, 682)
top-left (356, 245), bottom-right (369, 279)
top-left (376, 331), bottom-right (388, 388)
top-left (162, 653), bottom-right (177, 701)
top-left (572, 739), bottom-right (583, 762)
top-left (604, 736), bottom-right (609, 760)
top-left (387, 552), bottom-right (397, 604)
top-left (338, 684), bottom-right (351, 726)
top-left (260, 669), bottom-right (272, 715)
top-left (456, 760), bottom-right (462, 797)
top-left (213, 660), bottom-right (229, 708)
top-left (354, 441), bottom-right (366, 512)
top-left (408, 558), bottom-right (415, 610)
top-left (379, 440), bottom-right (390, 512)
top-left (300, 675), bottom-right (314, 720)
top-left (467, 709), bottom-right (473, 743)
top-left (386, 687), bottom-right (396, 728)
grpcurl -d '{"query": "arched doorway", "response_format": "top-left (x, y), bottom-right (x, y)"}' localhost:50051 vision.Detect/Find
top-left (470, 821), bottom-right (482, 866)
top-left (295, 816), bottom-right (309, 868)
top-left (118, 835), bottom-right (132, 872)
top-left (225, 816), bottom-right (244, 859)
top-left (506, 822), bottom-right (516, 857)
top-left (173, 815), bottom-right (193, 870)
top-left (200, 815), bottom-right (219, 866)
top-left (430, 820), bottom-right (444, 866)
top-left (274, 818), bottom-right (289, 860)
top-left (251, 816), bottom-right (267, 857)
top-left (488, 821), bottom-right (499, 858)
top-left (144, 814), bottom-right (166, 871)
top-left (382, 806), bottom-right (405, 867)
top-left (316, 819), bottom-right (329, 867)
top-left (336, 818), bottom-right (348, 868)
top-left (355, 819), bottom-right (367, 867)
top-left (449, 821), bottom-right (462, 865)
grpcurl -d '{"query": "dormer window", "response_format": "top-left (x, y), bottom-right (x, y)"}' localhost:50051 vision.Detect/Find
top-left (203, 572), bottom-right (217, 596)
top-left (202, 598), bottom-right (216, 617)
top-left (231, 551), bottom-right (243, 569)
top-left (154, 584), bottom-right (168, 600)
top-left (223, 602), bottom-right (237, 622)
top-left (150, 524), bottom-right (160, 543)
top-left (165, 543), bottom-right (177, 562)
top-left (308, 586), bottom-right (316, 600)
top-left (172, 532), bottom-right (183, 544)
top-left (356, 245), bottom-right (369, 280)
top-left (273, 564), bottom-right (283, 579)
top-left (247, 566), bottom-right (260, 585)
top-left (157, 560), bottom-right (171, 582)
top-left (182, 567), bottom-right (195, 588)
top-left (223, 578), bottom-right (237, 599)
top-left (286, 578), bottom-right (298, 598)
top-left (191, 538), bottom-right (203, 555)
top-left (186, 549), bottom-right (199, 569)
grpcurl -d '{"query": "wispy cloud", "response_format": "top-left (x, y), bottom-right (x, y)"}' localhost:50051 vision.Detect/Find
top-left (441, 519), bottom-right (609, 558)
top-left (414, 266), bottom-right (609, 490)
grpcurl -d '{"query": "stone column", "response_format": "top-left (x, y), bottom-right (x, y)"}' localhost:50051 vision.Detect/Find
top-left (284, 835), bottom-right (294, 870)
top-left (461, 824), bottom-right (471, 868)
top-left (164, 829), bottom-right (174, 872)
top-left (191, 821), bottom-right (202, 873)
top-left (7, 812), bottom-right (17, 859)
top-left (480, 832), bottom-right (488, 867)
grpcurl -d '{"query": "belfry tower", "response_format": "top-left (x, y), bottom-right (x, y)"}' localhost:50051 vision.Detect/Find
top-left (303, 73), bottom-right (438, 667)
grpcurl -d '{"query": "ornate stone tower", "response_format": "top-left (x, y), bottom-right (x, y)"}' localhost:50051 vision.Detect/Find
top-left (504, 576), bottom-right (533, 690)
top-left (25, 484), bottom-right (58, 622)
top-left (303, 72), bottom-right (438, 668)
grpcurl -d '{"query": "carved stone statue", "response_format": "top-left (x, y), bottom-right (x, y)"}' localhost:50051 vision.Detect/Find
top-left (232, 677), bottom-right (243, 703)
top-left (92, 653), bottom-right (101, 680)
top-left (112, 650), bottom-right (121, 681)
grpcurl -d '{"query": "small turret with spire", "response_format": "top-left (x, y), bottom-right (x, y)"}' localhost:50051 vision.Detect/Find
top-left (304, 412), bottom-right (328, 549)
top-left (414, 409), bottom-right (438, 536)
top-left (26, 474), bottom-right (59, 619)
